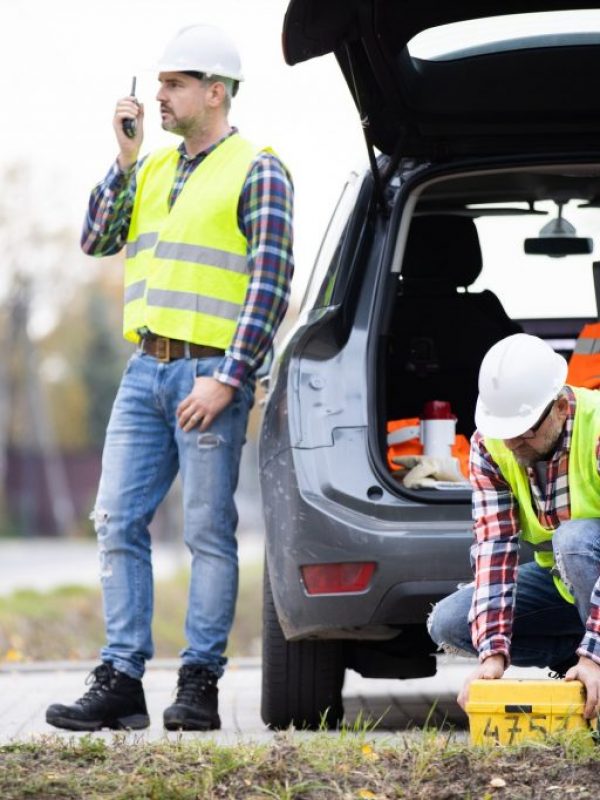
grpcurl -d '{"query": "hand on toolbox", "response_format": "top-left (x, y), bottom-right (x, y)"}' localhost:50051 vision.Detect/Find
top-left (565, 656), bottom-right (600, 719)
top-left (392, 454), bottom-right (468, 488)
top-left (457, 654), bottom-right (505, 712)
top-left (458, 653), bottom-right (600, 722)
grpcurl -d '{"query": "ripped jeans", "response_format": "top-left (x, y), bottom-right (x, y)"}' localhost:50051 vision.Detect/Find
top-left (92, 352), bottom-right (253, 679)
top-left (428, 519), bottom-right (600, 669)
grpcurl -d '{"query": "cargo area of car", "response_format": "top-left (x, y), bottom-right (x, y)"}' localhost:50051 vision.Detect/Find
top-left (376, 162), bottom-right (600, 499)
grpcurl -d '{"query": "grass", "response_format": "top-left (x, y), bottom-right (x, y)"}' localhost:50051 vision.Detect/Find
top-left (0, 559), bottom-right (263, 663)
top-left (1, 729), bottom-right (600, 799)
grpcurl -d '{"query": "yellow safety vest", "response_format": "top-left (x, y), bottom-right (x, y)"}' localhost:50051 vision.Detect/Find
top-left (123, 133), bottom-right (261, 348)
top-left (485, 386), bottom-right (600, 603)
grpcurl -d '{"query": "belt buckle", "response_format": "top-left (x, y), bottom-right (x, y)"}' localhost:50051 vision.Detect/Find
top-left (155, 336), bottom-right (170, 362)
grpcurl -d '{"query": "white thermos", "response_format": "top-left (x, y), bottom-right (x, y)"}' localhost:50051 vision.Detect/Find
top-left (420, 400), bottom-right (456, 459)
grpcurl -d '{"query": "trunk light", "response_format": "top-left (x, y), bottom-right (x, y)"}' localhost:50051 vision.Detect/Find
top-left (301, 562), bottom-right (376, 595)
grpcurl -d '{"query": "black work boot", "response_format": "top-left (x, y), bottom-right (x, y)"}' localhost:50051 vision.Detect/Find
top-left (46, 662), bottom-right (150, 731)
top-left (163, 665), bottom-right (221, 731)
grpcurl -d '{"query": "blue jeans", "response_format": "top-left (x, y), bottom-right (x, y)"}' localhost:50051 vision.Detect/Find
top-left (428, 519), bottom-right (600, 668)
top-left (91, 352), bottom-right (253, 680)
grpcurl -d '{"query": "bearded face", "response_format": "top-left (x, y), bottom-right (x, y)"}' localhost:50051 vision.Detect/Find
top-left (504, 402), bottom-right (567, 467)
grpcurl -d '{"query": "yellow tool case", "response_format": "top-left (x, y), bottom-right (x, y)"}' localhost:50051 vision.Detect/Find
top-left (466, 679), bottom-right (597, 746)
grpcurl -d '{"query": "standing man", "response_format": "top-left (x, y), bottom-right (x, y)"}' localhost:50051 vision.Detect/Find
top-left (429, 333), bottom-right (600, 719)
top-left (46, 24), bottom-right (294, 732)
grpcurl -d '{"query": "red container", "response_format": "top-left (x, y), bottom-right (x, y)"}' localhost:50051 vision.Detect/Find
top-left (422, 400), bottom-right (455, 420)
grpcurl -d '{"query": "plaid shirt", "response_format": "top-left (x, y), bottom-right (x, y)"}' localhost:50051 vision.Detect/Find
top-left (81, 128), bottom-right (294, 388)
top-left (470, 386), bottom-right (600, 666)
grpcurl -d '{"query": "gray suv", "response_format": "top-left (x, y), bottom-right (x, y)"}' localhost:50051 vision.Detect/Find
top-left (259, 0), bottom-right (600, 728)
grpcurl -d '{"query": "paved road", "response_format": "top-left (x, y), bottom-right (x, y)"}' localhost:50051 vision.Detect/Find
top-left (0, 657), bottom-right (548, 744)
top-left (0, 534), bottom-right (263, 595)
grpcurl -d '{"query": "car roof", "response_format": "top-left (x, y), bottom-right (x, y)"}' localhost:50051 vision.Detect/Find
top-left (283, 1), bottom-right (600, 157)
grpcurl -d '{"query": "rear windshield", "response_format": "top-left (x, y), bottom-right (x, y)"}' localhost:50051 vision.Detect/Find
top-left (471, 200), bottom-right (598, 320)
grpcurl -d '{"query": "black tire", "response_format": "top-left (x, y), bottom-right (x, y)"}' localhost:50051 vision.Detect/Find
top-left (261, 560), bottom-right (345, 730)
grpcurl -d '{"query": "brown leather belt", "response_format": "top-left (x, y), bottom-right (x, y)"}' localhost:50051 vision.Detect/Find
top-left (140, 335), bottom-right (224, 362)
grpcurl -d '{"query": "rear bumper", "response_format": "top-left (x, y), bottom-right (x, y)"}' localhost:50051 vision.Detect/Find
top-left (261, 444), bottom-right (472, 641)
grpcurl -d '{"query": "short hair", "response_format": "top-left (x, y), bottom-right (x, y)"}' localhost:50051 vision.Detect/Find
top-left (181, 71), bottom-right (238, 112)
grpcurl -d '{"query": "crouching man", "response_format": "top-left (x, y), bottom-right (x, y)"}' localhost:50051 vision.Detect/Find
top-left (429, 333), bottom-right (600, 719)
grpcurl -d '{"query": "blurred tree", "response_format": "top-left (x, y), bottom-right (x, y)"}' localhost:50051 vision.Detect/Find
top-left (0, 163), bottom-right (127, 534)
top-left (38, 261), bottom-right (126, 449)
top-left (80, 290), bottom-right (126, 448)
top-left (4, 276), bottom-right (77, 535)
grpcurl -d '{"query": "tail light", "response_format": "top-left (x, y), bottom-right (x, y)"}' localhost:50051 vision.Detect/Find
top-left (300, 562), bottom-right (376, 595)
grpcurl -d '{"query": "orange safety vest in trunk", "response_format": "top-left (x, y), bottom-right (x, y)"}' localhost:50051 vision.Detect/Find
top-left (566, 322), bottom-right (600, 390)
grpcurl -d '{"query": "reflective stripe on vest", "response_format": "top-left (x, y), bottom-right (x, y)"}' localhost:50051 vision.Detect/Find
top-left (485, 386), bottom-right (600, 604)
top-left (123, 134), bottom-right (264, 347)
top-left (574, 337), bottom-right (600, 355)
top-left (126, 232), bottom-right (158, 258)
top-left (566, 322), bottom-right (600, 390)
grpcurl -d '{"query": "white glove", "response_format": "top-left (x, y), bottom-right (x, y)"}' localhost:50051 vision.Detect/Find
top-left (392, 455), bottom-right (466, 489)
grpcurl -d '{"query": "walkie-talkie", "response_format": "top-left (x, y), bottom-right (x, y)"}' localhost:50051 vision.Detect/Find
top-left (122, 76), bottom-right (137, 139)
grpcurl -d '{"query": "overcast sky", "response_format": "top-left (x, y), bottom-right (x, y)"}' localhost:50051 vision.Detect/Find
top-left (1, 0), bottom-right (366, 324)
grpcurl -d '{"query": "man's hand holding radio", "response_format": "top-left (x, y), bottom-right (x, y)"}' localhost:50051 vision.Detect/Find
top-left (114, 96), bottom-right (144, 170)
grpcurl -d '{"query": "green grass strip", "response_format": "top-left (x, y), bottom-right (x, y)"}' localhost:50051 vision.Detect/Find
top-left (1, 729), bottom-right (599, 799)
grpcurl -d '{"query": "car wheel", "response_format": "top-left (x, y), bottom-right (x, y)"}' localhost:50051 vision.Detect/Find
top-left (261, 559), bottom-right (345, 730)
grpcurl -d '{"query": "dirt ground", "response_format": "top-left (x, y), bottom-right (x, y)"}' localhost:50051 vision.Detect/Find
top-left (1, 731), bottom-right (599, 799)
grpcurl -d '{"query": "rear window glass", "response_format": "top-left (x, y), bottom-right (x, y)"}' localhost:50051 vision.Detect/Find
top-left (301, 171), bottom-right (364, 311)
top-left (471, 200), bottom-right (598, 320)
top-left (409, 10), bottom-right (600, 60)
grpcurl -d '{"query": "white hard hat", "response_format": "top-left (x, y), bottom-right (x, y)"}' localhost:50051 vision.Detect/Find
top-left (156, 24), bottom-right (244, 82)
top-left (475, 333), bottom-right (568, 439)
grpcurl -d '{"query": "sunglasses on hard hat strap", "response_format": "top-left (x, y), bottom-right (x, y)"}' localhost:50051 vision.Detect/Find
top-left (514, 400), bottom-right (555, 440)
